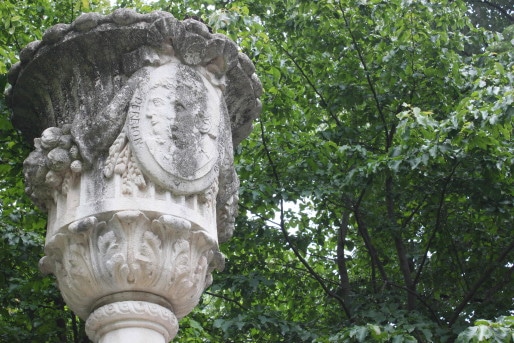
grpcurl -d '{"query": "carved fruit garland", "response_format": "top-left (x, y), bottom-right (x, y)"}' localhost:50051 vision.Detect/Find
top-left (22, 125), bottom-right (83, 209)
top-left (103, 130), bottom-right (146, 195)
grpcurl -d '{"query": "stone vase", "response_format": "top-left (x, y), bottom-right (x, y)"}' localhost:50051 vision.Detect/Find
top-left (6, 8), bottom-right (261, 343)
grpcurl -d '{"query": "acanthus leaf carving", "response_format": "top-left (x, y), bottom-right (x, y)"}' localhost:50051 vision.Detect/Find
top-left (96, 211), bottom-right (158, 286)
top-left (41, 219), bottom-right (99, 316)
top-left (41, 210), bottom-right (223, 320)
top-left (149, 214), bottom-right (222, 317)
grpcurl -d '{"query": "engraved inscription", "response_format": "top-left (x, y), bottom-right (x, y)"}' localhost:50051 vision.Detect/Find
top-left (128, 95), bottom-right (144, 146)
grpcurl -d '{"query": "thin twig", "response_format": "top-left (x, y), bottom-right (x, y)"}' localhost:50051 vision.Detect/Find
top-left (204, 291), bottom-right (247, 311)
top-left (274, 40), bottom-right (343, 127)
top-left (414, 162), bottom-right (460, 286)
top-left (238, 203), bottom-right (281, 228)
top-left (387, 281), bottom-right (442, 326)
top-left (448, 239), bottom-right (514, 326)
top-left (259, 117), bottom-right (353, 319)
top-left (338, 1), bottom-right (390, 147)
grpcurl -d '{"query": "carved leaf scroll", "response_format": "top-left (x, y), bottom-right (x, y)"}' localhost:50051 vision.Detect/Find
top-left (40, 211), bottom-right (222, 320)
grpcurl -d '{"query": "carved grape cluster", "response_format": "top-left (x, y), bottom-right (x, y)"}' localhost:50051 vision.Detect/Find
top-left (103, 131), bottom-right (146, 195)
top-left (23, 125), bottom-right (82, 209)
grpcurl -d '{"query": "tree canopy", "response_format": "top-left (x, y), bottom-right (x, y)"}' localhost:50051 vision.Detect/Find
top-left (0, 0), bottom-right (513, 342)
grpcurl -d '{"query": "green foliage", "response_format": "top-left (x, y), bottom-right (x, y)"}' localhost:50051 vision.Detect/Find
top-left (456, 317), bottom-right (514, 343)
top-left (315, 306), bottom-right (440, 342)
top-left (203, 1), bottom-right (513, 341)
top-left (0, 1), bottom-right (112, 341)
top-left (319, 324), bottom-right (418, 343)
top-left (463, 0), bottom-right (514, 32)
top-left (1, 0), bottom-right (513, 342)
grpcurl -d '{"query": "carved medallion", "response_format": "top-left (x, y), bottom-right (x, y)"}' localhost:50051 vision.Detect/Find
top-left (128, 59), bottom-right (222, 194)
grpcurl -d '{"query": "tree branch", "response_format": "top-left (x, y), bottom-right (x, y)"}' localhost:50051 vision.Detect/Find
top-left (400, 197), bottom-right (427, 231)
top-left (338, 2), bottom-right (390, 147)
top-left (387, 281), bottom-right (442, 326)
top-left (259, 118), bottom-right (352, 319)
top-left (472, 0), bottom-right (514, 22)
top-left (275, 41), bottom-right (343, 127)
top-left (204, 291), bottom-right (247, 311)
top-left (448, 239), bottom-right (514, 326)
top-left (238, 203), bottom-right (281, 228)
top-left (386, 175), bottom-right (416, 310)
top-left (337, 210), bottom-right (352, 300)
top-left (414, 162), bottom-right (460, 287)
top-left (481, 265), bottom-right (513, 304)
top-left (353, 205), bottom-right (389, 284)
top-left (282, 262), bottom-right (341, 287)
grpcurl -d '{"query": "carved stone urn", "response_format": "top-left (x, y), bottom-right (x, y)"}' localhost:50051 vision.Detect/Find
top-left (6, 9), bottom-right (261, 343)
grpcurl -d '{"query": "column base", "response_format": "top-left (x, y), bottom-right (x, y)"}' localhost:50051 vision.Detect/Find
top-left (85, 301), bottom-right (178, 343)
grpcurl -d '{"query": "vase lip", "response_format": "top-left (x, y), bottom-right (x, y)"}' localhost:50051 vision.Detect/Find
top-left (6, 9), bottom-right (262, 147)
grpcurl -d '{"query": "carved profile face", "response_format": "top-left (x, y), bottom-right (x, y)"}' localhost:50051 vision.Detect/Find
top-left (128, 59), bottom-right (223, 194)
top-left (145, 85), bottom-right (176, 144)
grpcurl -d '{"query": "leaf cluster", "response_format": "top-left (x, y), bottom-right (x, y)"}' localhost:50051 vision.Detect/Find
top-left (0, 0), bottom-right (513, 342)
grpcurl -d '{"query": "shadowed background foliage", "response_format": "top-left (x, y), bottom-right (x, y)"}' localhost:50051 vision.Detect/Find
top-left (0, 0), bottom-right (512, 342)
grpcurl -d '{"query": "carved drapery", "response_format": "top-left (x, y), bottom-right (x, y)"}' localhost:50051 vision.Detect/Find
top-left (7, 8), bottom-right (260, 342)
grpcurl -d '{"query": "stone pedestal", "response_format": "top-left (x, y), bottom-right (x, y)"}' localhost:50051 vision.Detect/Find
top-left (6, 9), bottom-right (261, 342)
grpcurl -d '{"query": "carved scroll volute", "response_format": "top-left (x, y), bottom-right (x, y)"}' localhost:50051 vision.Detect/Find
top-left (9, 8), bottom-right (261, 343)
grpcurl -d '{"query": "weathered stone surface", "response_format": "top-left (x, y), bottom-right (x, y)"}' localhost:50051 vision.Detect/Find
top-left (39, 210), bottom-right (223, 320)
top-left (42, 23), bottom-right (71, 44)
top-left (11, 10), bottom-right (262, 240)
top-left (7, 10), bottom-right (262, 148)
top-left (9, 10), bottom-right (261, 343)
top-left (86, 301), bottom-right (178, 343)
top-left (72, 12), bottom-right (104, 32)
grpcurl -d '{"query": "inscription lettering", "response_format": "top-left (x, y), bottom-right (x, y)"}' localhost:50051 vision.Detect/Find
top-left (129, 96), bottom-right (143, 145)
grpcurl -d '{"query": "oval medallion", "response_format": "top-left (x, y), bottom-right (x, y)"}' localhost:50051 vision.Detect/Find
top-left (127, 60), bottom-right (221, 194)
